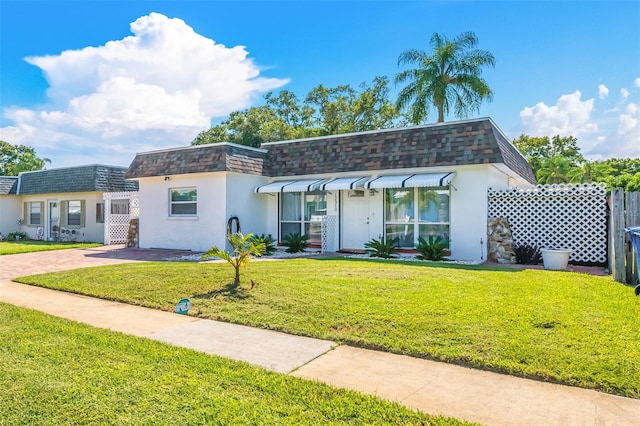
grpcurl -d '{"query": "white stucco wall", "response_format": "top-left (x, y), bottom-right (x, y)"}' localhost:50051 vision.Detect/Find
top-left (137, 172), bottom-right (269, 252)
top-left (0, 195), bottom-right (21, 239)
top-left (224, 173), bottom-right (269, 250)
top-left (18, 192), bottom-right (105, 242)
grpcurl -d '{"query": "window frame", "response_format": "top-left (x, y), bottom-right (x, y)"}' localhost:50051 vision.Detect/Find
top-left (169, 187), bottom-right (198, 217)
top-left (279, 191), bottom-right (327, 245)
top-left (384, 187), bottom-right (450, 248)
top-left (27, 201), bottom-right (42, 226)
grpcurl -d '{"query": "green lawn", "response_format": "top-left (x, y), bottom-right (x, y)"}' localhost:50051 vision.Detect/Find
top-left (16, 258), bottom-right (640, 398)
top-left (0, 303), bottom-right (465, 425)
top-left (0, 240), bottom-right (101, 255)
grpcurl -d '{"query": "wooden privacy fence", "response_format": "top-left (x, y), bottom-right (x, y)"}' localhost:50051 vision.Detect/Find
top-left (610, 189), bottom-right (640, 284)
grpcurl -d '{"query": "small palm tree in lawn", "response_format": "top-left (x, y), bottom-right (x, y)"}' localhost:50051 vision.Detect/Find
top-left (395, 31), bottom-right (495, 124)
top-left (203, 232), bottom-right (266, 288)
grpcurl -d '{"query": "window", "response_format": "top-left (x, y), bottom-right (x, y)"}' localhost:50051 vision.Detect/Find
top-left (61, 200), bottom-right (85, 228)
top-left (385, 188), bottom-right (450, 248)
top-left (67, 201), bottom-right (82, 226)
top-left (28, 202), bottom-right (42, 226)
top-left (96, 203), bottom-right (105, 224)
top-left (170, 188), bottom-right (197, 216)
top-left (111, 199), bottom-right (130, 214)
top-left (280, 191), bottom-right (326, 245)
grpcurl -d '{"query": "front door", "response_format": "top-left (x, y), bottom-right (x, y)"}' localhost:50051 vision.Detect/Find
top-left (341, 189), bottom-right (370, 250)
top-left (48, 200), bottom-right (59, 240)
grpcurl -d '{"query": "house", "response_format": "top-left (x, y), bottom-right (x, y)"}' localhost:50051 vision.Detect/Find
top-left (125, 118), bottom-right (536, 261)
top-left (0, 165), bottom-right (138, 243)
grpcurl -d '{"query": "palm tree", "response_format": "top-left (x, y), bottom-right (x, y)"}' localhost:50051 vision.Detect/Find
top-left (203, 232), bottom-right (266, 287)
top-left (395, 31), bottom-right (495, 124)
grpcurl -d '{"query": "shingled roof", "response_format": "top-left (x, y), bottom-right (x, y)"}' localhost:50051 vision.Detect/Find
top-left (125, 143), bottom-right (266, 179)
top-left (261, 118), bottom-right (536, 183)
top-left (18, 165), bottom-right (138, 195)
top-left (124, 118), bottom-right (535, 184)
top-left (0, 177), bottom-right (18, 195)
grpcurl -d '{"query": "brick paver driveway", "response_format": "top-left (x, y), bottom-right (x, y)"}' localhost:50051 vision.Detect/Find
top-left (0, 245), bottom-right (194, 282)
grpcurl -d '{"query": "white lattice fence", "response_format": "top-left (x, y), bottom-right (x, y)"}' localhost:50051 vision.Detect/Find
top-left (488, 183), bottom-right (607, 263)
top-left (321, 215), bottom-right (337, 253)
top-left (104, 191), bottom-right (139, 245)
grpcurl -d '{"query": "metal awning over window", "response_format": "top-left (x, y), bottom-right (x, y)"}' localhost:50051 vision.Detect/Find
top-left (365, 172), bottom-right (455, 189)
top-left (255, 179), bottom-right (327, 193)
top-left (320, 177), bottom-right (369, 191)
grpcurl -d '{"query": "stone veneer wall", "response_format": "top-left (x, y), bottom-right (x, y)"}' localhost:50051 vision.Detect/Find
top-left (487, 217), bottom-right (515, 263)
top-left (126, 218), bottom-right (139, 248)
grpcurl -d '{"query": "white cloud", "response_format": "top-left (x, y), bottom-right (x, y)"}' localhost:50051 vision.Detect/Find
top-left (0, 12), bottom-right (289, 167)
top-left (519, 91), bottom-right (597, 138)
top-left (598, 84), bottom-right (609, 99)
top-left (635, 78), bottom-right (640, 87)
top-left (621, 88), bottom-right (629, 100)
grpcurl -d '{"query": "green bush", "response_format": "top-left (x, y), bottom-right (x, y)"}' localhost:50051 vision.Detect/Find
top-left (282, 233), bottom-right (309, 253)
top-left (249, 234), bottom-right (276, 256)
top-left (7, 231), bottom-right (27, 241)
top-left (514, 243), bottom-right (542, 265)
top-left (364, 236), bottom-right (399, 258)
top-left (416, 235), bottom-right (449, 261)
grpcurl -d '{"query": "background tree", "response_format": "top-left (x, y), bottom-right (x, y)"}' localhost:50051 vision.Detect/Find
top-left (0, 141), bottom-right (50, 176)
top-left (513, 134), bottom-right (640, 191)
top-left (512, 135), bottom-right (585, 177)
top-left (395, 31), bottom-right (495, 124)
top-left (192, 77), bottom-right (401, 147)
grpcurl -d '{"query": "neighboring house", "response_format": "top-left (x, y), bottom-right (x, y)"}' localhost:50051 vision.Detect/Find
top-left (0, 165), bottom-right (138, 243)
top-left (125, 118), bottom-right (536, 261)
top-left (0, 176), bottom-right (19, 239)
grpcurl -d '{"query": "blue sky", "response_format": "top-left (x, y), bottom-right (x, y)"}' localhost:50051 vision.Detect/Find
top-left (1, 0), bottom-right (639, 168)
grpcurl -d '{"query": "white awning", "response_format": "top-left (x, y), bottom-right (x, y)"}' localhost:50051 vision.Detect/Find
top-left (255, 179), bottom-right (327, 193)
top-left (365, 172), bottom-right (455, 189)
top-left (320, 177), bottom-right (369, 191)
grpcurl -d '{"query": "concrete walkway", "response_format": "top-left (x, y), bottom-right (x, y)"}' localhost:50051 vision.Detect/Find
top-left (1, 246), bottom-right (638, 425)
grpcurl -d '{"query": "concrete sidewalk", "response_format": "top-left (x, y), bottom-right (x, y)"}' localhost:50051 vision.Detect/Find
top-left (1, 247), bottom-right (639, 425)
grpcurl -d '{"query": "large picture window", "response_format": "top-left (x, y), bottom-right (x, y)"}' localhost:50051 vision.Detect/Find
top-left (385, 188), bottom-right (450, 248)
top-left (170, 188), bottom-right (197, 216)
top-left (280, 191), bottom-right (326, 245)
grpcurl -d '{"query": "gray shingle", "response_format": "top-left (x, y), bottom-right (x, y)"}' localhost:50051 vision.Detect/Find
top-left (18, 165), bottom-right (138, 195)
top-left (0, 177), bottom-right (18, 195)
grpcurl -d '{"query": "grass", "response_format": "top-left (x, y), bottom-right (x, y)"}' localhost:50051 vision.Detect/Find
top-left (0, 240), bottom-right (101, 255)
top-left (0, 303), bottom-right (467, 425)
top-left (16, 258), bottom-right (640, 398)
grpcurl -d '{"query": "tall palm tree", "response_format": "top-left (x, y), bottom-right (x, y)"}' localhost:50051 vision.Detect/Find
top-left (395, 31), bottom-right (495, 124)
top-left (536, 157), bottom-right (572, 184)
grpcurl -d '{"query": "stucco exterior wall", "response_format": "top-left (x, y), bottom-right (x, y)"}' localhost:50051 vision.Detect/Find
top-left (224, 173), bottom-right (269, 247)
top-left (0, 195), bottom-right (21, 239)
top-left (19, 192), bottom-right (105, 243)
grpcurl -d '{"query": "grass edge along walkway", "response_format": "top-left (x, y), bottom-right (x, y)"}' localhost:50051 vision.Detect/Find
top-left (0, 302), bottom-right (470, 425)
top-left (14, 258), bottom-right (640, 399)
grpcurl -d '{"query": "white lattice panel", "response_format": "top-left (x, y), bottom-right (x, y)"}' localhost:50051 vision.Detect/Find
top-left (321, 215), bottom-right (337, 253)
top-left (488, 183), bottom-right (607, 263)
top-left (104, 191), bottom-right (139, 245)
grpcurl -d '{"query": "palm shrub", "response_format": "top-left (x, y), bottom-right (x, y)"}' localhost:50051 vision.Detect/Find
top-left (249, 234), bottom-right (276, 256)
top-left (416, 235), bottom-right (449, 261)
top-left (282, 233), bottom-right (309, 253)
top-left (202, 232), bottom-right (266, 287)
top-left (513, 243), bottom-right (542, 265)
top-left (364, 236), bottom-right (399, 258)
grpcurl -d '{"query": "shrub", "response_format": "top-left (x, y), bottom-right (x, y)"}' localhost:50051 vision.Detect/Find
top-left (7, 231), bottom-right (27, 241)
top-left (282, 233), bottom-right (309, 253)
top-left (514, 243), bottom-right (542, 265)
top-left (416, 235), bottom-right (449, 261)
top-left (364, 237), bottom-right (399, 258)
top-left (249, 234), bottom-right (276, 256)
